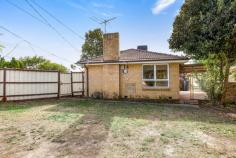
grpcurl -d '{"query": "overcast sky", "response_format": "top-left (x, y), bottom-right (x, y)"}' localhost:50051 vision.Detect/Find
top-left (0, 0), bottom-right (184, 69)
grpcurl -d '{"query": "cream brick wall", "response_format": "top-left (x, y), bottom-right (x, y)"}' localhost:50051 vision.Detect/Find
top-left (87, 64), bottom-right (120, 99)
top-left (87, 63), bottom-right (180, 100)
top-left (102, 64), bottom-right (120, 99)
top-left (120, 63), bottom-right (180, 99)
top-left (87, 65), bottom-right (103, 96)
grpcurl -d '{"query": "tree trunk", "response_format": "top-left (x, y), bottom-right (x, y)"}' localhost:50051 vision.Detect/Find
top-left (220, 63), bottom-right (230, 105)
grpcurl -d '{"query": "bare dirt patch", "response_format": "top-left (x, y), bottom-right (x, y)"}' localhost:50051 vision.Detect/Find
top-left (53, 114), bottom-right (108, 158)
top-left (195, 131), bottom-right (236, 157)
top-left (0, 104), bottom-right (82, 158)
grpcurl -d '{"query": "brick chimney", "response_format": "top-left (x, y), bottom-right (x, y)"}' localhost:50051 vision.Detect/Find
top-left (103, 33), bottom-right (119, 61)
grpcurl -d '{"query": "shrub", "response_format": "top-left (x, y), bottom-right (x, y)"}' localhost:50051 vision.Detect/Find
top-left (91, 91), bottom-right (103, 99)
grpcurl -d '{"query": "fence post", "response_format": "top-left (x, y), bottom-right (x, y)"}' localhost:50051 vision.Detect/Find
top-left (85, 66), bottom-right (89, 97)
top-left (58, 71), bottom-right (61, 99)
top-left (71, 72), bottom-right (74, 97)
top-left (2, 68), bottom-right (7, 102)
top-left (82, 72), bottom-right (84, 97)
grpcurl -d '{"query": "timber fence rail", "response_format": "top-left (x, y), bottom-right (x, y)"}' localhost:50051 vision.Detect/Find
top-left (0, 68), bottom-right (84, 102)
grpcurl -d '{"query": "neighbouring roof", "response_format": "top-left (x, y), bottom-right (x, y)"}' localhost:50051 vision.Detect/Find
top-left (78, 49), bottom-right (188, 64)
top-left (180, 64), bottom-right (206, 73)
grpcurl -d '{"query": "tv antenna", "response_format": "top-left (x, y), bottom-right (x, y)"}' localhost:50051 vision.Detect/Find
top-left (90, 16), bottom-right (117, 33)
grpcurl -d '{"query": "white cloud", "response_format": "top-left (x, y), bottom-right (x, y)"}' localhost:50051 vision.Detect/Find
top-left (152, 0), bottom-right (176, 15)
top-left (101, 12), bottom-right (110, 17)
top-left (92, 2), bottom-right (114, 9)
top-left (66, 1), bottom-right (87, 12)
top-left (174, 9), bottom-right (180, 16)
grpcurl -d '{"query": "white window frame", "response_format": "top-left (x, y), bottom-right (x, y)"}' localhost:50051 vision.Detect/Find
top-left (142, 64), bottom-right (169, 88)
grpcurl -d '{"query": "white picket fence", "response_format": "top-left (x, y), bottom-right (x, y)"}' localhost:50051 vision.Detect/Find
top-left (0, 68), bottom-right (84, 101)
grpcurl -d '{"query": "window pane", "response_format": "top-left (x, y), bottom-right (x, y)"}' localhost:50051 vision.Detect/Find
top-left (156, 65), bottom-right (168, 79)
top-left (143, 65), bottom-right (154, 79)
top-left (143, 81), bottom-right (155, 87)
top-left (156, 81), bottom-right (168, 87)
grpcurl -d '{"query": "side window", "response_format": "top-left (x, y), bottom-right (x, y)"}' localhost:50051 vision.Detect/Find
top-left (143, 65), bottom-right (154, 79)
top-left (143, 65), bottom-right (155, 87)
top-left (142, 64), bottom-right (169, 88)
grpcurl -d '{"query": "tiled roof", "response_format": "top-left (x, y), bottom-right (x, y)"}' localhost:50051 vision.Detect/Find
top-left (79, 49), bottom-right (188, 64)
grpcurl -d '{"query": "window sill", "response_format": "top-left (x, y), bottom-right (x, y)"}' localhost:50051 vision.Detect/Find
top-left (142, 86), bottom-right (170, 91)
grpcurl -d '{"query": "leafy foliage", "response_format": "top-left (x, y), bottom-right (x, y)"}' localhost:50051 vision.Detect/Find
top-left (170, 0), bottom-right (236, 104)
top-left (169, 0), bottom-right (236, 61)
top-left (81, 28), bottom-right (103, 60)
top-left (0, 57), bottom-right (23, 68)
top-left (0, 56), bottom-right (68, 72)
top-left (195, 54), bottom-right (226, 105)
top-left (37, 60), bottom-right (68, 72)
top-left (19, 56), bottom-right (47, 69)
top-left (8, 57), bottom-right (24, 68)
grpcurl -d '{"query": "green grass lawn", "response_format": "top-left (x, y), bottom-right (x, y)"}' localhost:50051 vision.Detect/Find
top-left (0, 98), bottom-right (235, 158)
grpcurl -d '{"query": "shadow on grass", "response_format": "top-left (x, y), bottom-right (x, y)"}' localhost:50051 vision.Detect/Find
top-left (51, 114), bottom-right (109, 157)
top-left (43, 99), bottom-right (236, 157)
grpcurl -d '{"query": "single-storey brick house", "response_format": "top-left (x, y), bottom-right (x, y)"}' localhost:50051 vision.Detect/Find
top-left (79, 33), bottom-right (188, 100)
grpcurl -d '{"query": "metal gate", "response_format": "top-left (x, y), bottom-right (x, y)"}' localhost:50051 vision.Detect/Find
top-left (59, 72), bottom-right (84, 97)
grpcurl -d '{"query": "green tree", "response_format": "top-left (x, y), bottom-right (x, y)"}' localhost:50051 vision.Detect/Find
top-left (0, 56), bottom-right (7, 68)
top-left (19, 56), bottom-right (47, 69)
top-left (38, 60), bottom-right (68, 72)
top-left (195, 55), bottom-right (225, 105)
top-left (0, 57), bottom-right (23, 68)
top-left (0, 56), bottom-right (68, 72)
top-left (81, 28), bottom-right (103, 60)
top-left (18, 56), bottom-right (68, 72)
top-left (169, 0), bottom-right (236, 104)
top-left (7, 57), bottom-right (23, 68)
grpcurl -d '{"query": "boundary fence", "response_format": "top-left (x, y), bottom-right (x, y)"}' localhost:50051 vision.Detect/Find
top-left (0, 68), bottom-right (84, 102)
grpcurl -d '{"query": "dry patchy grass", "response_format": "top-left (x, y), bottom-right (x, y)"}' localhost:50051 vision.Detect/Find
top-left (0, 98), bottom-right (235, 158)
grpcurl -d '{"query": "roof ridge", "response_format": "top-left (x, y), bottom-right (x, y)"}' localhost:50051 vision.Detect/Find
top-left (120, 48), bottom-right (184, 58)
top-left (120, 48), bottom-right (135, 53)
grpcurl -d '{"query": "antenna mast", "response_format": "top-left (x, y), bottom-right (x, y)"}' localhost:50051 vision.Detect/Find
top-left (90, 17), bottom-right (117, 33)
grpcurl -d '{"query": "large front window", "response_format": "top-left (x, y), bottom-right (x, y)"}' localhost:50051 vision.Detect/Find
top-left (142, 64), bottom-right (169, 88)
